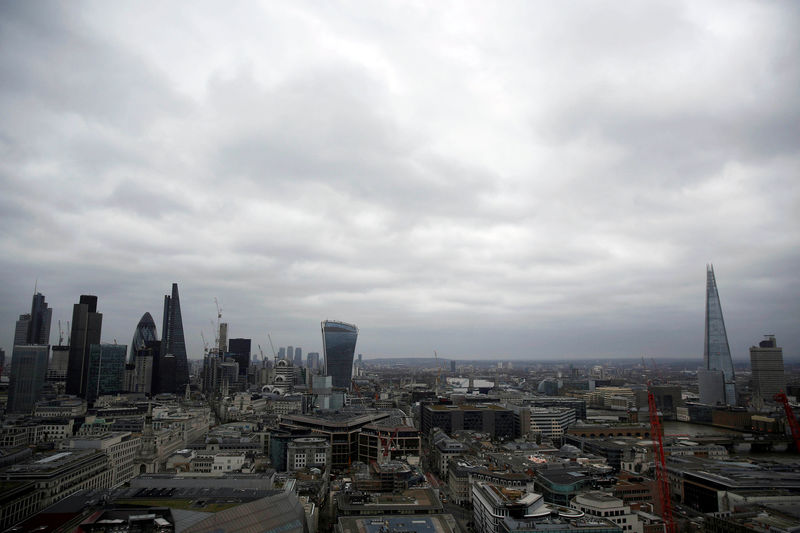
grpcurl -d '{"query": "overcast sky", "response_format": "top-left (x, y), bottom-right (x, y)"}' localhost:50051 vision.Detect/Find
top-left (1, 1), bottom-right (798, 362)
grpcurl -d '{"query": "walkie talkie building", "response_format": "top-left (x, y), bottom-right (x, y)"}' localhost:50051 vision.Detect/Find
top-left (321, 320), bottom-right (358, 388)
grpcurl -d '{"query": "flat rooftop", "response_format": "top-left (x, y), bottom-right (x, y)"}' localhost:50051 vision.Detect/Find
top-left (337, 515), bottom-right (458, 533)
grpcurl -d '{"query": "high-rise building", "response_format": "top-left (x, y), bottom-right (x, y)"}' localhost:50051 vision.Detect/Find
top-left (294, 347), bottom-right (303, 367)
top-left (219, 322), bottom-right (228, 354)
top-left (286, 346), bottom-right (294, 363)
top-left (307, 352), bottom-right (320, 371)
top-left (278, 347), bottom-right (286, 359)
top-left (29, 292), bottom-right (53, 345)
top-left (321, 320), bottom-right (358, 389)
top-left (161, 283), bottom-right (189, 392)
top-left (85, 343), bottom-right (127, 403)
top-left (228, 338), bottom-right (251, 376)
top-left (132, 341), bottom-right (158, 394)
top-left (48, 345), bottom-right (70, 381)
top-left (14, 314), bottom-right (31, 346)
top-left (66, 295), bottom-right (103, 398)
top-left (129, 312), bottom-right (158, 363)
top-left (13, 292), bottom-right (53, 346)
top-left (0, 347), bottom-right (5, 370)
top-left (750, 335), bottom-right (785, 402)
top-left (7, 345), bottom-right (49, 413)
top-left (702, 265), bottom-right (736, 405)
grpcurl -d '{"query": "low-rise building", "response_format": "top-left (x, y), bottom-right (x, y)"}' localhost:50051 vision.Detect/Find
top-left (572, 491), bottom-right (643, 533)
top-left (60, 432), bottom-right (141, 487)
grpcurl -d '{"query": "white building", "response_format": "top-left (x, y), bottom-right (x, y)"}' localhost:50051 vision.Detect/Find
top-left (287, 437), bottom-right (330, 472)
top-left (572, 491), bottom-right (642, 533)
top-left (528, 407), bottom-right (577, 438)
top-left (60, 432), bottom-right (141, 488)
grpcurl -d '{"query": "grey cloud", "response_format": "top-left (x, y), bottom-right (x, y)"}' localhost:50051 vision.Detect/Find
top-left (0, 1), bottom-right (798, 361)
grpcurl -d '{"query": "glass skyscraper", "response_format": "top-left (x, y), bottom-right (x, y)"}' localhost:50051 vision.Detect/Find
top-left (7, 345), bottom-right (49, 413)
top-left (129, 312), bottom-right (158, 363)
top-left (161, 283), bottom-right (189, 392)
top-left (66, 295), bottom-right (103, 398)
top-left (86, 343), bottom-right (127, 403)
top-left (703, 264), bottom-right (736, 405)
top-left (321, 320), bottom-right (358, 388)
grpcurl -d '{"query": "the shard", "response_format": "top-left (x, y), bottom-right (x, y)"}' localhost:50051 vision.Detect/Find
top-left (702, 264), bottom-right (736, 405)
top-left (161, 283), bottom-right (189, 392)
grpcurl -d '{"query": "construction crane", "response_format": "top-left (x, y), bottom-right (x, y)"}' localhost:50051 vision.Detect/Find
top-left (774, 392), bottom-right (800, 452)
top-left (267, 334), bottom-right (278, 358)
top-left (201, 331), bottom-right (209, 354)
top-left (58, 320), bottom-right (64, 346)
top-left (648, 382), bottom-right (676, 533)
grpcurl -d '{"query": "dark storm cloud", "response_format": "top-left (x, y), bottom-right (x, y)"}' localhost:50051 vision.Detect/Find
top-left (0, 1), bottom-right (798, 361)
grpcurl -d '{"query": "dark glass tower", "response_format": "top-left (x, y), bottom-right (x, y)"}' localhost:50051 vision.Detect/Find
top-left (703, 264), bottom-right (736, 405)
top-left (321, 320), bottom-right (358, 388)
top-left (13, 292), bottom-right (53, 346)
top-left (161, 283), bottom-right (188, 393)
top-left (7, 345), bottom-right (49, 413)
top-left (129, 312), bottom-right (158, 363)
top-left (86, 343), bottom-right (127, 403)
top-left (228, 338), bottom-right (251, 376)
top-left (66, 295), bottom-right (103, 398)
top-left (29, 292), bottom-right (53, 345)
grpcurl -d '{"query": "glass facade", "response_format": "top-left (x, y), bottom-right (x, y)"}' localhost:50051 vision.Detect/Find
top-left (161, 283), bottom-right (189, 392)
top-left (321, 320), bottom-right (358, 388)
top-left (703, 265), bottom-right (736, 404)
top-left (86, 343), bottom-right (127, 403)
top-left (7, 345), bottom-right (49, 413)
top-left (129, 312), bottom-right (158, 363)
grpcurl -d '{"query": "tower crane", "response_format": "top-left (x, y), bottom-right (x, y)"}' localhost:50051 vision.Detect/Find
top-left (774, 392), bottom-right (800, 452)
top-left (267, 334), bottom-right (278, 358)
top-left (648, 381), bottom-right (676, 533)
top-left (201, 331), bottom-right (209, 354)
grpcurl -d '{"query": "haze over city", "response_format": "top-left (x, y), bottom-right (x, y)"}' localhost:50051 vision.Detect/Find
top-left (1, 1), bottom-right (798, 360)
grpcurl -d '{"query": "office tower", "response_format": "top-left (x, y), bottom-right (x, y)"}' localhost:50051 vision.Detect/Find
top-left (0, 347), bottom-right (5, 369)
top-left (14, 314), bottom-right (31, 346)
top-left (48, 345), bottom-right (70, 381)
top-left (294, 347), bottom-right (303, 367)
top-left (278, 347), bottom-right (286, 359)
top-left (66, 295), bottom-right (103, 398)
top-left (132, 341), bottom-right (157, 394)
top-left (450, 360), bottom-right (456, 373)
top-left (307, 352), bottom-right (320, 371)
top-left (129, 312), bottom-right (158, 363)
top-left (321, 320), bottom-right (358, 388)
top-left (29, 292), bottom-right (53, 345)
top-left (85, 343), bottom-right (127, 403)
top-left (287, 346), bottom-right (294, 363)
top-left (161, 283), bottom-right (189, 392)
top-left (7, 345), bottom-right (49, 413)
top-left (701, 265), bottom-right (736, 405)
top-left (219, 322), bottom-right (228, 353)
top-left (750, 335), bottom-right (785, 402)
top-left (228, 338), bottom-right (251, 376)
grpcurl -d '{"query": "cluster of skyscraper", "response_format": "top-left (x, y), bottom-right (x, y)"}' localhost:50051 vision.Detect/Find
top-left (6, 283), bottom-right (190, 413)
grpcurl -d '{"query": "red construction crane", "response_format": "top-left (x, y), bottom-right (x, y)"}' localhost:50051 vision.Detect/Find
top-left (774, 392), bottom-right (800, 452)
top-left (648, 384), bottom-right (676, 533)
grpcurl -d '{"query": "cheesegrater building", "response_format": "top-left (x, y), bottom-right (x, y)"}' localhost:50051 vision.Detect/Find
top-left (161, 283), bottom-right (189, 393)
top-left (321, 320), bottom-right (358, 388)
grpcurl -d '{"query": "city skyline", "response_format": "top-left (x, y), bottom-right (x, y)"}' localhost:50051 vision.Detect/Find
top-left (1, 2), bottom-right (798, 361)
